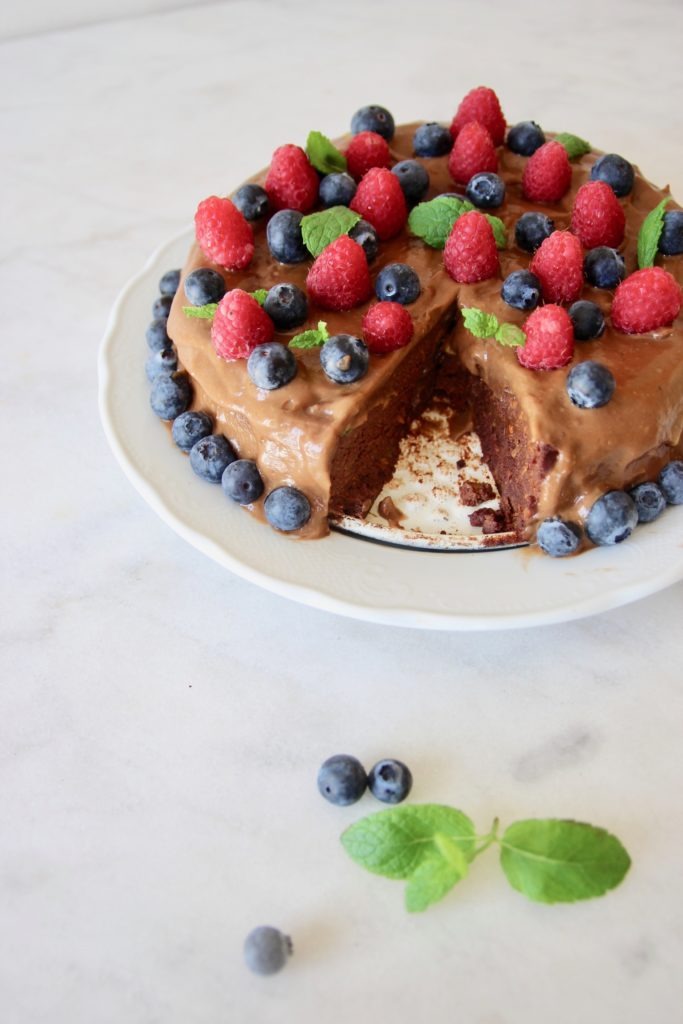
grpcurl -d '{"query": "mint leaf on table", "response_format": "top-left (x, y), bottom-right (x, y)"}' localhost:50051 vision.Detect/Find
top-left (555, 132), bottom-right (591, 160)
top-left (484, 214), bottom-right (507, 249)
top-left (300, 207), bottom-right (361, 258)
top-left (249, 289), bottom-right (268, 306)
top-left (499, 819), bottom-right (631, 904)
top-left (637, 197), bottom-right (671, 268)
top-left (461, 307), bottom-right (525, 348)
top-left (306, 130), bottom-right (347, 175)
top-left (408, 196), bottom-right (474, 249)
top-left (288, 321), bottom-right (329, 350)
top-left (183, 303), bottom-right (217, 320)
top-left (404, 855), bottom-right (466, 913)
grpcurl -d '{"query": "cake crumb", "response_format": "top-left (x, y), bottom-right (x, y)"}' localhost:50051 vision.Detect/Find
top-left (459, 480), bottom-right (496, 506)
top-left (469, 507), bottom-right (506, 534)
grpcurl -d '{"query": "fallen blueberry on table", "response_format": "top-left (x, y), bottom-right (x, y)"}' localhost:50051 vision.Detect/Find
top-left (243, 926), bottom-right (293, 976)
top-left (367, 759), bottom-right (413, 804)
top-left (318, 754), bottom-right (367, 806)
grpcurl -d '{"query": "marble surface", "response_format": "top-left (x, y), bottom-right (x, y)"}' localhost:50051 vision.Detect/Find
top-left (3, 1), bottom-right (683, 1021)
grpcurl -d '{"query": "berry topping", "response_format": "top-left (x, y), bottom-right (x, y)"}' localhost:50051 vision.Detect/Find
top-left (447, 122), bottom-right (498, 185)
top-left (210, 289), bottom-right (275, 361)
top-left (264, 144), bottom-right (318, 213)
top-left (444, 210), bottom-right (499, 283)
top-left (367, 759), bottom-right (413, 804)
top-left (320, 334), bottom-right (369, 384)
top-left (306, 235), bottom-right (372, 311)
top-left (501, 270), bottom-right (541, 311)
top-left (571, 181), bottom-right (626, 249)
top-left (530, 230), bottom-right (584, 303)
top-left (247, 342), bottom-right (298, 390)
top-left (149, 372), bottom-right (191, 420)
top-left (351, 104), bottom-right (395, 141)
top-left (171, 411), bottom-right (212, 451)
top-left (346, 130), bottom-right (392, 180)
top-left (515, 211), bottom-right (555, 253)
top-left (243, 926), bottom-right (292, 976)
top-left (184, 267), bottom-right (226, 306)
top-left (375, 263), bottom-right (421, 305)
top-left (222, 459), bottom-right (265, 504)
top-left (659, 210), bottom-right (683, 256)
top-left (586, 491), bottom-right (638, 546)
top-left (611, 267), bottom-right (682, 333)
top-left (189, 434), bottom-right (236, 483)
top-left (348, 218), bottom-right (380, 262)
top-left (266, 209), bottom-right (308, 264)
top-left (466, 171), bottom-right (506, 208)
top-left (584, 247), bottom-right (626, 289)
top-left (145, 347), bottom-right (177, 382)
top-left (522, 141), bottom-right (572, 203)
top-left (146, 318), bottom-right (171, 352)
top-left (449, 86), bottom-right (506, 146)
top-left (507, 121), bottom-right (545, 156)
top-left (566, 360), bottom-right (616, 408)
top-left (537, 517), bottom-right (583, 557)
top-left (659, 461), bottom-right (683, 504)
top-left (362, 302), bottom-right (414, 353)
top-left (590, 154), bottom-right (635, 197)
top-left (391, 159), bottom-right (430, 206)
top-left (517, 305), bottom-right (575, 371)
top-left (629, 481), bottom-right (666, 523)
top-left (194, 196), bottom-right (254, 270)
top-left (319, 172), bottom-right (357, 209)
top-left (350, 167), bottom-right (408, 241)
top-left (263, 283), bottom-right (308, 330)
top-left (232, 183), bottom-right (269, 221)
top-left (569, 300), bottom-right (605, 341)
top-left (152, 295), bottom-right (173, 319)
top-left (264, 486), bottom-right (311, 531)
top-left (317, 754), bottom-right (367, 805)
top-left (413, 122), bottom-right (452, 157)
top-left (159, 269), bottom-right (180, 296)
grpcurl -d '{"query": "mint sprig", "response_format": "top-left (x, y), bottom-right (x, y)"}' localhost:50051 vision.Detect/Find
top-left (637, 197), bottom-right (671, 269)
top-left (555, 132), bottom-right (591, 160)
top-left (306, 130), bottom-right (347, 175)
top-left (484, 214), bottom-right (507, 249)
top-left (408, 196), bottom-right (474, 249)
top-left (461, 306), bottom-right (525, 348)
top-left (250, 289), bottom-right (268, 307)
top-left (342, 804), bottom-right (630, 911)
top-left (183, 302), bottom-right (218, 320)
top-left (288, 321), bottom-right (329, 350)
top-left (300, 207), bottom-right (361, 258)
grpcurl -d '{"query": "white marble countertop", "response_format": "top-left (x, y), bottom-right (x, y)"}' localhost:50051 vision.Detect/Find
top-left (3, 1), bottom-right (683, 1021)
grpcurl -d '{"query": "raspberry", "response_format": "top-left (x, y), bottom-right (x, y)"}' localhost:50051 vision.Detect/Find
top-left (517, 305), bottom-right (575, 371)
top-left (611, 267), bottom-right (682, 334)
top-left (571, 181), bottom-right (626, 249)
top-left (306, 235), bottom-right (372, 311)
top-left (522, 141), bottom-right (572, 203)
top-left (443, 210), bottom-right (499, 283)
top-left (449, 86), bottom-right (506, 146)
top-left (530, 231), bottom-right (584, 303)
top-left (362, 302), bottom-right (414, 353)
top-left (349, 167), bottom-right (408, 241)
top-left (194, 196), bottom-right (254, 271)
top-left (447, 122), bottom-right (498, 185)
top-left (211, 289), bottom-right (274, 361)
top-left (346, 131), bottom-right (392, 180)
top-left (264, 144), bottom-right (318, 213)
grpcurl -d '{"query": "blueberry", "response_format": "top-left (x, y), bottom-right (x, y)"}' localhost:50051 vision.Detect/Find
top-left (152, 295), bottom-right (173, 319)
top-left (263, 283), bottom-right (308, 330)
top-left (590, 153), bottom-right (634, 197)
top-left (367, 759), bottom-right (413, 804)
top-left (159, 268), bottom-right (181, 297)
top-left (348, 219), bottom-right (379, 262)
top-left (391, 160), bottom-right (430, 207)
top-left (413, 122), bottom-right (452, 157)
top-left (584, 247), bottom-right (625, 289)
top-left (146, 318), bottom-right (171, 352)
top-left (232, 183), bottom-right (269, 221)
top-left (145, 346), bottom-right (177, 381)
top-left (319, 172), bottom-right (357, 208)
top-left (351, 104), bottom-right (395, 141)
top-left (659, 211), bottom-right (683, 256)
top-left (466, 171), bottom-right (506, 209)
top-left (247, 342), bottom-right (298, 390)
top-left (171, 410), bottom-right (212, 451)
top-left (514, 212), bottom-right (555, 253)
top-left (243, 926), bottom-right (292, 976)
top-left (320, 334), bottom-right (369, 384)
top-left (506, 120), bottom-right (546, 156)
top-left (184, 267), bottom-right (226, 306)
top-left (501, 270), bottom-right (541, 311)
top-left (264, 486), bottom-right (311, 531)
top-left (659, 461), bottom-right (683, 504)
top-left (566, 361), bottom-right (615, 409)
top-left (317, 754), bottom-right (367, 806)
top-left (586, 491), bottom-right (638, 545)
top-left (375, 263), bottom-right (421, 305)
top-left (150, 372), bottom-right (191, 421)
top-left (222, 459), bottom-right (264, 504)
top-left (189, 434), bottom-right (236, 483)
top-left (266, 209), bottom-right (308, 264)
top-left (629, 481), bottom-right (666, 523)
top-left (537, 517), bottom-right (583, 557)
top-left (569, 300), bottom-right (605, 341)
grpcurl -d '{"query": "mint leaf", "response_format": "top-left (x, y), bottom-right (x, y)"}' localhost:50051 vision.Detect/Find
top-left (461, 307), bottom-right (500, 339)
top-left (288, 321), bottom-right (329, 350)
top-left (495, 323), bottom-right (525, 348)
top-left (408, 196), bottom-right (474, 249)
top-left (183, 303), bottom-right (217, 320)
top-left (637, 197), bottom-right (671, 269)
top-left (341, 804), bottom-right (477, 880)
top-left (485, 214), bottom-right (507, 249)
top-left (300, 207), bottom-right (361, 258)
top-left (306, 130), bottom-right (347, 174)
top-left (555, 133), bottom-right (591, 160)
top-left (499, 819), bottom-right (631, 904)
top-left (249, 289), bottom-right (268, 307)
top-left (404, 856), bottom-right (465, 913)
